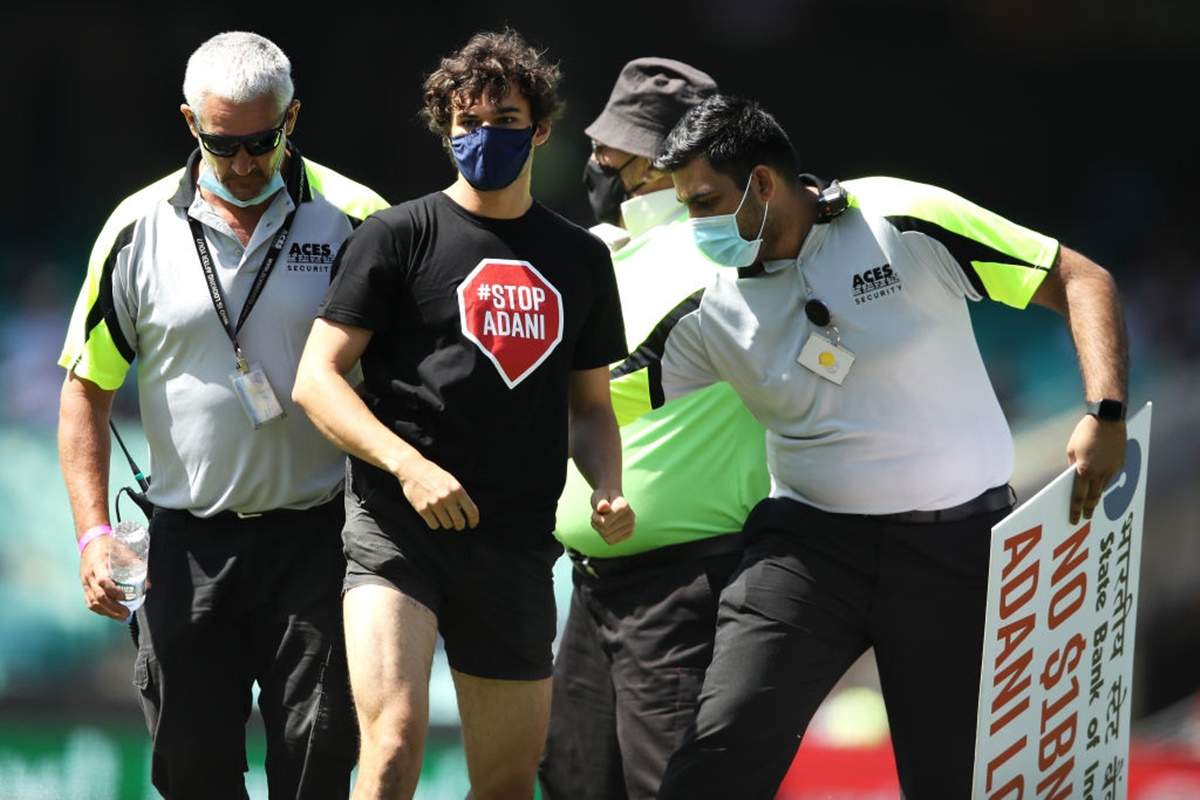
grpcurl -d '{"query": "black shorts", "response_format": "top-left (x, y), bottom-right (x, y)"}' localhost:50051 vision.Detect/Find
top-left (342, 485), bottom-right (562, 681)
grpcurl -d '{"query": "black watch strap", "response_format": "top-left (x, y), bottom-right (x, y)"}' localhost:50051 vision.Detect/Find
top-left (1085, 399), bottom-right (1126, 422)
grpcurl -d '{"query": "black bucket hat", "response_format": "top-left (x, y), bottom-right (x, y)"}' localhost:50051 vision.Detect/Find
top-left (585, 58), bottom-right (717, 158)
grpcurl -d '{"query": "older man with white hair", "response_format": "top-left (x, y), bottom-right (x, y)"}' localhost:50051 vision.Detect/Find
top-left (57, 31), bottom-right (386, 798)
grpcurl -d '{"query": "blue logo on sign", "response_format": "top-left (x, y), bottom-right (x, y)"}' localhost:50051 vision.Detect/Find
top-left (1103, 438), bottom-right (1141, 521)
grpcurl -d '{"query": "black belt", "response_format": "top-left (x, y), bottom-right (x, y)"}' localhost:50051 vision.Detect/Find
top-left (863, 484), bottom-right (1016, 525)
top-left (153, 494), bottom-right (341, 525)
top-left (568, 533), bottom-right (744, 579)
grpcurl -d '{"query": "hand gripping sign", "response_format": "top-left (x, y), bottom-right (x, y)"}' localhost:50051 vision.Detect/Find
top-left (973, 403), bottom-right (1152, 800)
top-left (458, 259), bottom-right (564, 388)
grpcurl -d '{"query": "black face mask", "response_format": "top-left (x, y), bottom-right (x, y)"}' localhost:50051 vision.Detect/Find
top-left (583, 156), bottom-right (636, 226)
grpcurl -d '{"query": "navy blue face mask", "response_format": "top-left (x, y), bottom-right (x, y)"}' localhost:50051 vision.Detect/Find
top-left (450, 126), bottom-right (535, 191)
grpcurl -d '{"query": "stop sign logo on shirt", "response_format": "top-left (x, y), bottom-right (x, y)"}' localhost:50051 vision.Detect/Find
top-left (458, 259), bottom-right (564, 388)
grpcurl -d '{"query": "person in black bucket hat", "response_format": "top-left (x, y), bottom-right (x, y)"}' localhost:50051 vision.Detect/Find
top-left (582, 58), bottom-right (718, 237)
top-left (539, 59), bottom-right (770, 800)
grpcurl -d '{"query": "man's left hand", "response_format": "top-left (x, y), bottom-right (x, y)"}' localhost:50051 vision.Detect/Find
top-left (1066, 414), bottom-right (1127, 525)
top-left (591, 489), bottom-right (635, 545)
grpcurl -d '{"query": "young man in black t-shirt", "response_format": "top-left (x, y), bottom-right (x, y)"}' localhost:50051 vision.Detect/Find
top-left (293, 31), bottom-right (634, 800)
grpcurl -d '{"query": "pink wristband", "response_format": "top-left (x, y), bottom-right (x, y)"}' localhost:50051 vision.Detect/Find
top-left (77, 524), bottom-right (112, 555)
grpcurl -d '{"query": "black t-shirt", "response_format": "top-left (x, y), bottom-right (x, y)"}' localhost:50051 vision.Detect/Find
top-left (318, 191), bottom-right (627, 544)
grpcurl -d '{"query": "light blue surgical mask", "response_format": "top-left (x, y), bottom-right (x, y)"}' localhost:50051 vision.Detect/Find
top-left (686, 176), bottom-right (769, 268)
top-left (198, 165), bottom-right (286, 208)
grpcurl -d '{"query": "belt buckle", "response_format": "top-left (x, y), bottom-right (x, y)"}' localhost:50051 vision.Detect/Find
top-left (235, 511), bottom-right (264, 519)
top-left (574, 554), bottom-right (599, 578)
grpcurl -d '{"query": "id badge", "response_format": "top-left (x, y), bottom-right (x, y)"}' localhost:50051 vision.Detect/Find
top-left (797, 333), bottom-right (855, 385)
top-left (229, 362), bottom-right (286, 428)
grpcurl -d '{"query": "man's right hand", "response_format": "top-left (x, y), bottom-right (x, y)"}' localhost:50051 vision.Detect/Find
top-left (79, 535), bottom-right (131, 621)
top-left (394, 456), bottom-right (480, 531)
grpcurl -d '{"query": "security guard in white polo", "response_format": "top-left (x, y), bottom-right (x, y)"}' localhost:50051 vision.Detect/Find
top-left (57, 31), bottom-right (388, 800)
top-left (651, 95), bottom-right (1130, 800)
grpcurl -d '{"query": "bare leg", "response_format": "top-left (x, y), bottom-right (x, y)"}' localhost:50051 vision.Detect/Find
top-left (453, 669), bottom-right (552, 800)
top-left (345, 584), bottom-right (438, 800)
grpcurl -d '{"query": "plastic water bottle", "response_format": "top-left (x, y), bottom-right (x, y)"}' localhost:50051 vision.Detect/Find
top-left (108, 520), bottom-right (149, 615)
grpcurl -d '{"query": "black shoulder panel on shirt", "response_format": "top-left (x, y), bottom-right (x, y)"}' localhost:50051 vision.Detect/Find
top-left (611, 288), bottom-right (705, 409)
top-left (883, 214), bottom-right (1045, 300)
top-left (84, 220), bottom-right (137, 364)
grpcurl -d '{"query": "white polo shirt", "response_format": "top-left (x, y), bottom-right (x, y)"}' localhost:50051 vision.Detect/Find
top-left (661, 176), bottom-right (1060, 514)
top-left (59, 147), bottom-right (388, 516)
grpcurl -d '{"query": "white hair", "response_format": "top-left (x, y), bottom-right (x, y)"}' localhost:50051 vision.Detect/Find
top-left (183, 31), bottom-right (294, 122)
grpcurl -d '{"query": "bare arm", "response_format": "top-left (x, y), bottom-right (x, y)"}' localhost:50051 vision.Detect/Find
top-left (292, 318), bottom-right (478, 530)
top-left (1030, 246), bottom-right (1129, 524)
top-left (568, 366), bottom-right (634, 545)
top-left (58, 372), bottom-right (128, 620)
top-left (1031, 246), bottom-right (1129, 403)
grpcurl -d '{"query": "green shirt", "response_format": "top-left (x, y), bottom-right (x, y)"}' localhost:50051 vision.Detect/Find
top-left (554, 190), bottom-right (769, 557)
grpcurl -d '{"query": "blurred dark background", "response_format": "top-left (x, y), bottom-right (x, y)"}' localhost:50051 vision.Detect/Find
top-left (1, 2), bottom-right (1197, 797)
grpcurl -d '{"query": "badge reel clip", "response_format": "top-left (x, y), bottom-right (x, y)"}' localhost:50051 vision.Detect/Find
top-left (797, 298), bottom-right (855, 385)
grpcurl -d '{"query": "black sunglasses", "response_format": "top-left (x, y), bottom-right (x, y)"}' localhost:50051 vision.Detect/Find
top-left (197, 113), bottom-right (288, 158)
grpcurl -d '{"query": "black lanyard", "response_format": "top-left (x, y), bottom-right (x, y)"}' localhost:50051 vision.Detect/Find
top-left (188, 197), bottom-right (298, 371)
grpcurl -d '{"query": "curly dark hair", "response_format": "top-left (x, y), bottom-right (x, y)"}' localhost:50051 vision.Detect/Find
top-left (421, 29), bottom-right (563, 135)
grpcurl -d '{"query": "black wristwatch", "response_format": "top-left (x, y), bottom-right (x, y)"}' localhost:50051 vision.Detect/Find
top-left (1085, 399), bottom-right (1126, 422)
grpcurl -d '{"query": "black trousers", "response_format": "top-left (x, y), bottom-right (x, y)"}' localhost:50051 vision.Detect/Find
top-left (134, 497), bottom-right (356, 800)
top-left (657, 497), bottom-right (1012, 800)
top-left (539, 538), bottom-right (743, 800)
